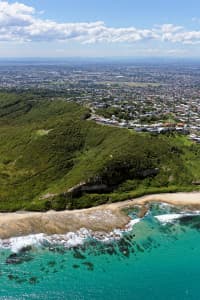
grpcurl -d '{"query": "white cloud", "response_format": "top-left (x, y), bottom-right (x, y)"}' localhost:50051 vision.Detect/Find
top-left (0, 1), bottom-right (199, 45)
top-left (0, 1), bottom-right (34, 26)
top-left (158, 24), bottom-right (200, 44)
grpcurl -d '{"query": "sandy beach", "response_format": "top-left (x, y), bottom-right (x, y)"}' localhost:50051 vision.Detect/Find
top-left (0, 192), bottom-right (200, 239)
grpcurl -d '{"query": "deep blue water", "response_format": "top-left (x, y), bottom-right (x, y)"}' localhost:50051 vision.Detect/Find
top-left (1, 204), bottom-right (200, 300)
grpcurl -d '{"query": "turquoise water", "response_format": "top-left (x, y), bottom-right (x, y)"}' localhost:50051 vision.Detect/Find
top-left (1, 205), bottom-right (200, 299)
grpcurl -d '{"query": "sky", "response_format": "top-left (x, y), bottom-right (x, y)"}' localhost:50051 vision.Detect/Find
top-left (0, 0), bottom-right (200, 58)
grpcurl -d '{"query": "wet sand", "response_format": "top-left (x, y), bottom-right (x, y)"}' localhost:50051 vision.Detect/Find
top-left (0, 192), bottom-right (200, 239)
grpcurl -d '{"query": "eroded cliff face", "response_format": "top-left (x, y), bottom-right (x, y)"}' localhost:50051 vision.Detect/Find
top-left (67, 182), bottom-right (112, 198)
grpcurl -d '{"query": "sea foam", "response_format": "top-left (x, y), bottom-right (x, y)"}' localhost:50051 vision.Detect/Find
top-left (155, 212), bottom-right (200, 224)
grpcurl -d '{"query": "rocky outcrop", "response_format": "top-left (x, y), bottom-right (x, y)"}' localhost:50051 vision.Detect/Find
top-left (192, 181), bottom-right (200, 185)
top-left (67, 182), bottom-right (111, 198)
top-left (136, 168), bottom-right (159, 179)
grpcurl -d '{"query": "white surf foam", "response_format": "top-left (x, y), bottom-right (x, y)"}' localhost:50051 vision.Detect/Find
top-left (9, 234), bottom-right (47, 253)
top-left (125, 218), bottom-right (141, 230)
top-left (0, 229), bottom-right (91, 253)
top-left (155, 214), bottom-right (182, 224)
top-left (155, 212), bottom-right (200, 224)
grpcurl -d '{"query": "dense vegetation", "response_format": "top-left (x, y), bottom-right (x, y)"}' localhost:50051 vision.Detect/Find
top-left (0, 92), bottom-right (200, 211)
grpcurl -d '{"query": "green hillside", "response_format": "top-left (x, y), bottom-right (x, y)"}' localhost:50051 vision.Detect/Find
top-left (0, 92), bottom-right (200, 211)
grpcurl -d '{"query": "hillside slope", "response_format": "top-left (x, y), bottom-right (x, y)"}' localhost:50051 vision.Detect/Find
top-left (0, 92), bottom-right (200, 211)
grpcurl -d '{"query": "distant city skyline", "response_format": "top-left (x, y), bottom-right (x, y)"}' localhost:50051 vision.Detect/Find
top-left (0, 0), bottom-right (200, 58)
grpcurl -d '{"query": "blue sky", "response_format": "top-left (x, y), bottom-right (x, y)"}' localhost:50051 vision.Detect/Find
top-left (8, 0), bottom-right (199, 27)
top-left (1, 0), bottom-right (200, 57)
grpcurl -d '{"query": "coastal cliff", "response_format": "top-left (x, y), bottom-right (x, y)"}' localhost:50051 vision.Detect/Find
top-left (0, 92), bottom-right (199, 212)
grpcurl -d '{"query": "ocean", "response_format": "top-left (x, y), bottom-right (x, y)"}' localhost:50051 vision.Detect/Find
top-left (0, 203), bottom-right (200, 300)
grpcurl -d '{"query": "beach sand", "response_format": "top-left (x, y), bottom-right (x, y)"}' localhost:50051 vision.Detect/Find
top-left (0, 192), bottom-right (200, 239)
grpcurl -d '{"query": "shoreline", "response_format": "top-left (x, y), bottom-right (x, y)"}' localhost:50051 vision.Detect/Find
top-left (0, 192), bottom-right (200, 239)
